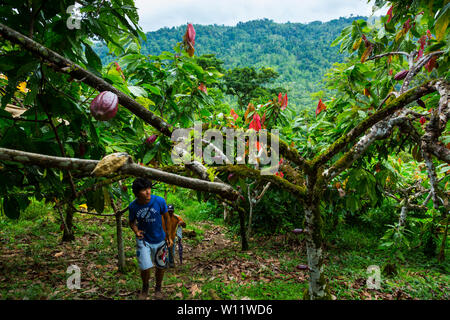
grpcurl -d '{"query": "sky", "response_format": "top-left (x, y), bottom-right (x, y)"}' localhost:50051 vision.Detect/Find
top-left (134, 0), bottom-right (387, 32)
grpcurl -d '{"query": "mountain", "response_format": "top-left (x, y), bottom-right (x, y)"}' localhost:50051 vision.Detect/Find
top-left (96, 17), bottom-right (366, 110)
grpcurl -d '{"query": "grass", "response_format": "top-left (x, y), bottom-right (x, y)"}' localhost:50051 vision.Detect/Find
top-left (0, 197), bottom-right (448, 300)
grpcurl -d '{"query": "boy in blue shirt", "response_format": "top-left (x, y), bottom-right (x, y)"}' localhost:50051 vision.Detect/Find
top-left (128, 178), bottom-right (172, 300)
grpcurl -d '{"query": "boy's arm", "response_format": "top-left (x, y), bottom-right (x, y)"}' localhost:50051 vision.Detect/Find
top-left (162, 211), bottom-right (173, 247)
top-left (129, 219), bottom-right (144, 239)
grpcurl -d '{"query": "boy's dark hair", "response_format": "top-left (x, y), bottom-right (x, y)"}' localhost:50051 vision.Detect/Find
top-left (132, 178), bottom-right (152, 197)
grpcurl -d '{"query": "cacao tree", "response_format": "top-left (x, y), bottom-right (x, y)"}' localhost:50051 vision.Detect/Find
top-left (0, 0), bottom-right (448, 300)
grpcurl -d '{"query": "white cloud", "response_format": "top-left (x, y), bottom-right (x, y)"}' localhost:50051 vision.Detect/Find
top-left (134, 0), bottom-right (387, 32)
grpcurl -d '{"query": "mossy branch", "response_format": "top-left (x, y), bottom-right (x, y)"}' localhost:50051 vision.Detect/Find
top-left (214, 164), bottom-right (307, 200)
top-left (322, 112), bottom-right (411, 181)
top-left (0, 147), bottom-right (239, 201)
top-left (311, 80), bottom-right (438, 170)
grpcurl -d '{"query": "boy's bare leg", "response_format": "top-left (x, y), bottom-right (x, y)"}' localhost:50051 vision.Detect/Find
top-left (138, 268), bottom-right (151, 299)
top-left (154, 267), bottom-right (165, 299)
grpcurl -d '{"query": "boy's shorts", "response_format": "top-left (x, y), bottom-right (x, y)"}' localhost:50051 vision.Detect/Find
top-left (136, 238), bottom-right (165, 270)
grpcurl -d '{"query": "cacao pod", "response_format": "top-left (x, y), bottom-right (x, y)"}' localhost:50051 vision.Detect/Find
top-left (394, 70), bottom-right (409, 80)
top-left (419, 116), bottom-right (426, 125)
top-left (90, 91), bottom-right (118, 121)
top-left (292, 228), bottom-right (304, 234)
top-left (79, 143), bottom-right (86, 157)
top-left (145, 134), bottom-right (157, 145)
top-left (296, 264), bottom-right (310, 271)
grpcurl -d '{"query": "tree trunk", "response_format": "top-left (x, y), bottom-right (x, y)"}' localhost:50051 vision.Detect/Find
top-left (438, 216), bottom-right (448, 263)
top-left (115, 211), bottom-right (125, 272)
top-left (62, 205), bottom-right (75, 242)
top-left (247, 204), bottom-right (253, 240)
top-left (304, 202), bottom-right (329, 300)
top-left (237, 207), bottom-right (248, 251)
top-left (111, 199), bottom-right (125, 272)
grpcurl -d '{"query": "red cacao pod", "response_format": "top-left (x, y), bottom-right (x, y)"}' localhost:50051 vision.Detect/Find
top-left (394, 70), bottom-right (409, 80)
top-left (183, 24), bottom-right (196, 57)
top-left (145, 134), bottom-right (158, 145)
top-left (90, 91), bottom-right (118, 121)
top-left (419, 116), bottom-right (426, 125)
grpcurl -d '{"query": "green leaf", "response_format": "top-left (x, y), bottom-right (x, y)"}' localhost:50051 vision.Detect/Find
top-left (435, 3), bottom-right (450, 41)
top-left (128, 86), bottom-right (148, 98)
top-left (141, 84), bottom-right (162, 96)
top-left (84, 42), bottom-right (103, 75)
top-left (93, 187), bottom-right (105, 213)
top-left (143, 149), bottom-right (157, 164)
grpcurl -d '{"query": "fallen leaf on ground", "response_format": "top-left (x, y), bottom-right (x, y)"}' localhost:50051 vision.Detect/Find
top-left (175, 292), bottom-right (183, 299)
top-left (190, 284), bottom-right (202, 297)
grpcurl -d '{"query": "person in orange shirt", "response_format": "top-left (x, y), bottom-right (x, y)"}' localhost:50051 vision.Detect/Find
top-left (162, 204), bottom-right (186, 268)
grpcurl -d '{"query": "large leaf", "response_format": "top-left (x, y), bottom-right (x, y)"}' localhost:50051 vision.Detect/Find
top-left (83, 41), bottom-right (103, 75)
top-left (128, 86), bottom-right (148, 98)
top-left (434, 3), bottom-right (450, 41)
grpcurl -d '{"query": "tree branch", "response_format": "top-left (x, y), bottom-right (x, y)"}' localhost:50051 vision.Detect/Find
top-left (214, 164), bottom-right (306, 200)
top-left (312, 80), bottom-right (437, 170)
top-left (0, 22), bottom-right (173, 136)
top-left (367, 51), bottom-right (410, 61)
top-left (323, 112), bottom-right (411, 181)
top-left (0, 22), bottom-right (242, 190)
top-left (421, 80), bottom-right (450, 164)
top-left (0, 147), bottom-right (239, 200)
top-left (400, 51), bottom-right (444, 94)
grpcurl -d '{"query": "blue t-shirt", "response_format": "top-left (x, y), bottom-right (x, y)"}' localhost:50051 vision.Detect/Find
top-left (128, 195), bottom-right (168, 244)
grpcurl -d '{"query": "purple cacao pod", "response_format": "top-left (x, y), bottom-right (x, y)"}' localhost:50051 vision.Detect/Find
top-left (90, 91), bottom-right (118, 121)
top-left (394, 70), bottom-right (409, 80)
top-left (145, 134), bottom-right (158, 145)
top-left (296, 264), bottom-right (310, 271)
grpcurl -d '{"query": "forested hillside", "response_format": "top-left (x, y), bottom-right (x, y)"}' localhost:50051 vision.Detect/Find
top-left (96, 17), bottom-right (365, 110)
